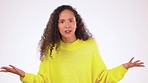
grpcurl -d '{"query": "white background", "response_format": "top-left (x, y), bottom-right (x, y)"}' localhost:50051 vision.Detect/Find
top-left (0, 0), bottom-right (148, 83)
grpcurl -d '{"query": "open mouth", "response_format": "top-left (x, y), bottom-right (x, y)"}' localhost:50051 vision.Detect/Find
top-left (65, 30), bottom-right (72, 34)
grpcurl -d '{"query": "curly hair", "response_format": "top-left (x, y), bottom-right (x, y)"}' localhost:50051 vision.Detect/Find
top-left (39, 5), bottom-right (92, 59)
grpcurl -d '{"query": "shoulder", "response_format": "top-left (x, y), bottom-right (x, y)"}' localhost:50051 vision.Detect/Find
top-left (84, 38), bottom-right (97, 45)
top-left (81, 38), bottom-right (99, 49)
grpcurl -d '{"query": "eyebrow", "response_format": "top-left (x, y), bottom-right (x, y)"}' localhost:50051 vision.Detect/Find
top-left (59, 17), bottom-right (75, 21)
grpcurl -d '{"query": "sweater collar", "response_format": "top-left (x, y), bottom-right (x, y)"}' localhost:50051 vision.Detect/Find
top-left (60, 39), bottom-right (84, 50)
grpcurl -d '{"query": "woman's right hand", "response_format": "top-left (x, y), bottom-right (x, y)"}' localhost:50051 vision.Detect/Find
top-left (0, 65), bottom-right (25, 77)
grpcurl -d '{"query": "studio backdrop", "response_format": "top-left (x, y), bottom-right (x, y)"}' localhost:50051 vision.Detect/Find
top-left (0, 0), bottom-right (148, 83)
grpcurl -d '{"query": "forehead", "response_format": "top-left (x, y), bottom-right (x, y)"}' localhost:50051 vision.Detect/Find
top-left (59, 9), bottom-right (75, 19)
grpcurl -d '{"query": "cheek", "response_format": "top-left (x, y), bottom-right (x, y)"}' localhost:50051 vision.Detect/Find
top-left (73, 24), bottom-right (77, 30)
top-left (58, 25), bottom-right (64, 33)
top-left (58, 24), bottom-right (62, 30)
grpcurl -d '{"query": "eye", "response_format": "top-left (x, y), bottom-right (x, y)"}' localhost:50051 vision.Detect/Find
top-left (69, 19), bottom-right (74, 23)
top-left (59, 20), bottom-right (64, 24)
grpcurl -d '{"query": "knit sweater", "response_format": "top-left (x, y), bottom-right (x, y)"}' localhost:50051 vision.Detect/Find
top-left (20, 38), bottom-right (127, 83)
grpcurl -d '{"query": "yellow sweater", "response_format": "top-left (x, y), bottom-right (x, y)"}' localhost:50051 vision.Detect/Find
top-left (20, 38), bottom-right (127, 83)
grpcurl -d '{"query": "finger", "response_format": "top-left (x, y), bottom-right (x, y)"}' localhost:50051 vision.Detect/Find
top-left (1, 66), bottom-right (10, 70)
top-left (1, 66), bottom-right (5, 69)
top-left (0, 66), bottom-right (15, 73)
top-left (1, 66), bottom-right (6, 69)
top-left (134, 65), bottom-right (145, 67)
top-left (9, 65), bottom-right (18, 72)
top-left (9, 65), bottom-right (17, 70)
top-left (0, 69), bottom-right (7, 72)
top-left (132, 61), bottom-right (145, 67)
top-left (136, 62), bottom-right (144, 65)
top-left (0, 68), bottom-right (11, 72)
top-left (133, 60), bottom-right (140, 64)
top-left (129, 57), bottom-right (134, 63)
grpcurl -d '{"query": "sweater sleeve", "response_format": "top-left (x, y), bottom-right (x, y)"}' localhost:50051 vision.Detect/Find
top-left (20, 58), bottom-right (48, 83)
top-left (96, 64), bottom-right (128, 83)
top-left (92, 40), bottom-right (128, 83)
top-left (20, 72), bottom-right (47, 83)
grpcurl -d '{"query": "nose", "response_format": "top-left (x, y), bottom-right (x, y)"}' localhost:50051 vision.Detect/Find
top-left (65, 21), bottom-right (70, 28)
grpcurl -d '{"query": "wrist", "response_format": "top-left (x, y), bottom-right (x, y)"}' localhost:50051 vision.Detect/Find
top-left (122, 63), bottom-right (129, 69)
top-left (19, 71), bottom-right (25, 77)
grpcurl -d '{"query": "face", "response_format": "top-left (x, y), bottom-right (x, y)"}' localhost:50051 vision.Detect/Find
top-left (58, 9), bottom-right (77, 40)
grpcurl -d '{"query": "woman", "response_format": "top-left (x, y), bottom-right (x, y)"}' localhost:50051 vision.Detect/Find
top-left (0, 5), bottom-right (144, 83)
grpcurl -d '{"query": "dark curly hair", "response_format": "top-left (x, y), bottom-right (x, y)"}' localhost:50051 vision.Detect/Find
top-left (39, 5), bottom-right (92, 59)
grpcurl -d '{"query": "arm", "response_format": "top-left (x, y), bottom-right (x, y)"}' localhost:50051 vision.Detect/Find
top-left (96, 57), bottom-right (144, 83)
top-left (92, 39), bottom-right (144, 83)
top-left (92, 50), bottom-right (128, 83)
top-left (20, 72), bottom-right (47, 83)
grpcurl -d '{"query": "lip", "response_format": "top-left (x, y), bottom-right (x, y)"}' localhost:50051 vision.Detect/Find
top-left (65, 30), bottom-right (72, 34)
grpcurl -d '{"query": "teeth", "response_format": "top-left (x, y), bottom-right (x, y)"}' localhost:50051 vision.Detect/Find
top-left (65, 30), bottom-right (71, 33)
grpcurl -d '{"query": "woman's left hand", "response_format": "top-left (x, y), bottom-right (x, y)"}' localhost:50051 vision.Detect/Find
top-left (123, 57), bottom-right (145, 69)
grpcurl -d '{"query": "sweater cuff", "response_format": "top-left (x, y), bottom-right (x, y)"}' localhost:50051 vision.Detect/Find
top-left (20, 72), bottom-right (34, 83)
top-left (119, 65), bottom-right (128, 75)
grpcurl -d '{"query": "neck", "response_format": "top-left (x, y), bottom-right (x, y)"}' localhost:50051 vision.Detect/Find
top-left (62, 36), bottom-right (77, 43)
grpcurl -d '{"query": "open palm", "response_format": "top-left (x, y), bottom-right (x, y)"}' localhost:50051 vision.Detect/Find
top-left (0, 65), bottom-right (25, 77)
top-left (123, 57), bottom-right (145, 69)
